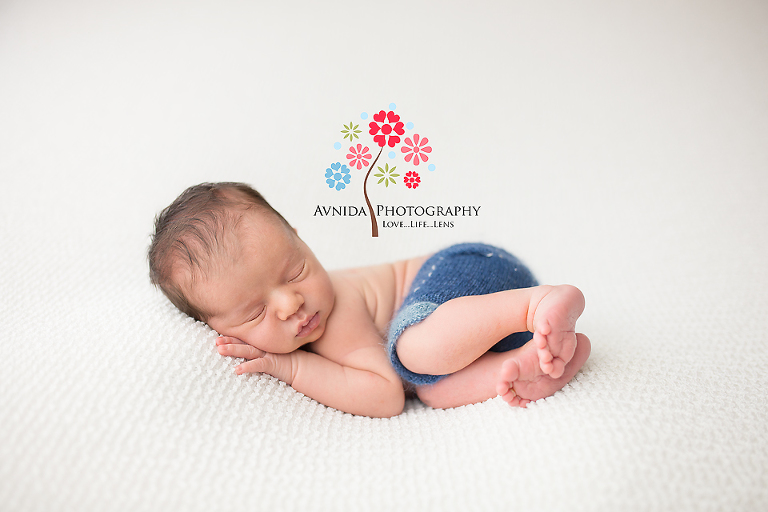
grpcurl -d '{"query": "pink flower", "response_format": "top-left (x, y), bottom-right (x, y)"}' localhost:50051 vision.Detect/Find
top-left (401, 134), bottom-right (432, 166)
top-left (346, 144), bottom-right (372, 170)
top-left (404, 171), bottom-right (421, 189)
top-left (369, 110), bottom-right (405, 148)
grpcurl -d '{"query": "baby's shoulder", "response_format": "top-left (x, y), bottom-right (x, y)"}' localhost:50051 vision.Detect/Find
top-left (329, 263), bottom-right (396, 324)
top-left (329, 255), bottom-right (430, 333)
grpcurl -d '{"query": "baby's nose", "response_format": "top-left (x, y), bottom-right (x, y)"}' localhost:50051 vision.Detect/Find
top-left (275, 289), bottom-right (304, 321)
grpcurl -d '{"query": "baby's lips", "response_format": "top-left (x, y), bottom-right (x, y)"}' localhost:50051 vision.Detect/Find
top-left (296, 313), bottom-right (320, 337)
top-left (296, 315), bottom-right (311, 336)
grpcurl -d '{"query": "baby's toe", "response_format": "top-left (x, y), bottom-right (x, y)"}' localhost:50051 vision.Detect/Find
top-left (500, 389), bottom-right (515, 404)
top-left (500, 358), bottom-right (520, 384)
top-left (536, 319), bottom-right (552, 336)
top-left (549, 358), bottom-right (566, 379)
top-left (539, 345), bottom-right (555, 372)
top-left (561, 335), bottom-right (577, 363)
top-left (505, 394), bottom-right (529, 408)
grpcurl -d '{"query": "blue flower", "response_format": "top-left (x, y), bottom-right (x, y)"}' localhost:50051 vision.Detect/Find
top-left (325, 162), bottom-right (351, 191)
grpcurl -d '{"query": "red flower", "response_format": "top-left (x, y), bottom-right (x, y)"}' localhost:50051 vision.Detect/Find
top-left (401, 134), bottom-right (432, 166)
top-left (346, 144), bottom-right (372, 170)
top-left (369, 110), bottom-right (405, 148)
top-left (404, 171), bottom-right (421, 189)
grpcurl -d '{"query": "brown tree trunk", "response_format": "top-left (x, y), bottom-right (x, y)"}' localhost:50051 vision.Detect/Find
top-left (363, 147), bottom-right (384, 237)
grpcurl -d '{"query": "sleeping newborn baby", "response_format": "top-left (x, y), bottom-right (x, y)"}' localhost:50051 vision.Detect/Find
top-left (148, 182), bottom-right (590, 417)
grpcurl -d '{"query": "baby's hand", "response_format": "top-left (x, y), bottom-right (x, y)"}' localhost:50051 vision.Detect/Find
top-left (216, 335), bottom-right (265, 361)
top-left (215, 336), bottom-right (295, 384)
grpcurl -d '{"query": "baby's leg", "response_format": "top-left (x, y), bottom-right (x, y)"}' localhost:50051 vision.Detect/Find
top-left (395, 288), bottom-right (534, 376)
top-left (416, 333), bottom-right (591, 409)
top-left (395, 284), bottom-right (585, 379)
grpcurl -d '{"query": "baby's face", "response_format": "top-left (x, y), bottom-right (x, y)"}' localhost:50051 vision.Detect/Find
top-left (190, 212), bottom-right (335, 354)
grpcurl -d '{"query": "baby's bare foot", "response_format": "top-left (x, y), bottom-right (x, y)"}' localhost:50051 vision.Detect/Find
top-left (497, 333), bottom-right (591, 407)
top-left (495, 340), bottom-right (541, 407)
top-left (532, 285), bottom-right (585, 379)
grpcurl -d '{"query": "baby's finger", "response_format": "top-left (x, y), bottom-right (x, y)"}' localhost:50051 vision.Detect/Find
top-left (217, 343), bottom-right (265, 360)
top-left (235, 357), bottom-right (273, 375)
top-left (216, 336), bottom-right (246, 346)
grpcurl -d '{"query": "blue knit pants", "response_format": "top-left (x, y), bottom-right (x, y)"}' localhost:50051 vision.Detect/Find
top-left (387, 243), bottom-right (538, 386)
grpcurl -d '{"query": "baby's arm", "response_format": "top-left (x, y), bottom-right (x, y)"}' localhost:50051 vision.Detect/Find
top-left (217, 331), bottom-right (405, 418)
top-left (291, 345), bottom-right (404, 417)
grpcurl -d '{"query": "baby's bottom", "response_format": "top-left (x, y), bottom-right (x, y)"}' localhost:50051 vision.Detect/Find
top-left (387, 243), bottom-right (539, 387)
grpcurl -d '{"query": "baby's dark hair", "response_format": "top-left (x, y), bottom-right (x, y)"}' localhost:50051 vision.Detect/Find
top-left (148, 182), bottom-right (290, 322)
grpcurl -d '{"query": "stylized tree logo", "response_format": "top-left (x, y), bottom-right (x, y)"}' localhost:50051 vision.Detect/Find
top-left (325, 104), bottom-right (435, 237)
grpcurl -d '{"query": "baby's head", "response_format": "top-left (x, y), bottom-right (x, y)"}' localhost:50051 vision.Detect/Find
top-left (148, 182), bottom-right (292, 322)
top-left (151, 181), bottom-right (335, 352)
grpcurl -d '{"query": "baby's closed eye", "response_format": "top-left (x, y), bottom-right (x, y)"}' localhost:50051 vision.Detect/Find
top-left (246, 306), bottom-right (266, 323)
top-left (289, 260), bottom-right (307, 282)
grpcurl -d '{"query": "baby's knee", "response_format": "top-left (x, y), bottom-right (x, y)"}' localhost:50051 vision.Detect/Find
top-left (387, 301), bottom-right (446, 386)
top-left (395, 325), bottom-right (436, 375)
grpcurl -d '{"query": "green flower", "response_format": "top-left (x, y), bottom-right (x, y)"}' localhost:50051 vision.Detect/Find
top-left (341, 122), bottom-right (362, 142)
top-left (374, 163), bottom-right (399, 187)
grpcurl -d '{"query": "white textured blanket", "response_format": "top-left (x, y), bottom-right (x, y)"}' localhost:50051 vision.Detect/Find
top-left (1, 0), bottom-right (767, 510)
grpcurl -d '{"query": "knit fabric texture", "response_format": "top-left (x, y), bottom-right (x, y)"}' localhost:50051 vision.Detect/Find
top-left (387, 243), bottom-right (538, 385)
